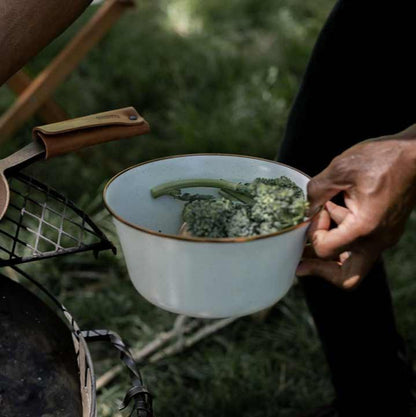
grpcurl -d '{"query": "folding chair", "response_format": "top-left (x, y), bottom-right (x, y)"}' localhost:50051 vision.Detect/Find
top-left (0, 0), bottom-right (135, 144)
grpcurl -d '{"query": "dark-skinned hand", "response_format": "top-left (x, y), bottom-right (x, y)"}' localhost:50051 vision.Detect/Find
top-left (296, 125), bottom-right (416, 289)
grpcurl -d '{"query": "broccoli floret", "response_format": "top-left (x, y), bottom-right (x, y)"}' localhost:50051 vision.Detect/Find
top-left (226, 206), bottom-right (255, 237)
top-left (182, 198), bottom-right (238, 238)
top-left (248, 177), bottom-right (305, 199)
top-left (151, 176), bottom-right (308, 238)
top-left (251, 185), bottom-right (307, 234)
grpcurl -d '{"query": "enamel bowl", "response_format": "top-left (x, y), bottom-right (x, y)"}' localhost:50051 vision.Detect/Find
top-left (104, 154), bottom-right (312, 318)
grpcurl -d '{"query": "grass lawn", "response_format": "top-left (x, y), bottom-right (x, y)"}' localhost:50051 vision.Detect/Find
top-left (0, 1), bottom-right (414, 416)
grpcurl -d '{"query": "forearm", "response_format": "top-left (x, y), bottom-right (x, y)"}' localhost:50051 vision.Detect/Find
top-left (404, 137), bottom-right (416, 207)
top-left (397, 122), bottom-right (416, 140)
top-left (0, 0), bottom-right (92, 86)
top-left (360, 124), bottom-right (416, 190)
top-left (403, 127), bottom-right (416, 174)
top-left (392, 125), bottom-right (416, 187)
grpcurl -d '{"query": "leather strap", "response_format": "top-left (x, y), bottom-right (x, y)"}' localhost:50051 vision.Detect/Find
top-left (32, 107), bottom-right (150, 159)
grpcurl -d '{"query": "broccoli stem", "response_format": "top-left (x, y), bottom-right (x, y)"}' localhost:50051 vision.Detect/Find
top-left (218, 189), bottom-right (254, 205)
top-left (151, 178), bottom-right (248, 199)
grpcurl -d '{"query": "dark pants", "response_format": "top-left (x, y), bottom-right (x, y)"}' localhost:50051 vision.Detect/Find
top-left (278, 1), bottom-right (415, 415)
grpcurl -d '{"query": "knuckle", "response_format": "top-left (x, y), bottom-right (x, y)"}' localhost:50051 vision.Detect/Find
top-left (355, 218), bottom-right (379, 237)
top-left (329, 156), bottom-right (350, 176)
top-left (307, 179), bottom-right (320, 199)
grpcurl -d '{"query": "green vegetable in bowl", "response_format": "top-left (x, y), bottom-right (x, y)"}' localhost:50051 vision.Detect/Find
top-left (150, 177), bottom-right (309, 238)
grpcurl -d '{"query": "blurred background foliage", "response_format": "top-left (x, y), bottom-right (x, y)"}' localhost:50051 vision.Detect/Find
top-left (0, 0), bottom-right (415, 416)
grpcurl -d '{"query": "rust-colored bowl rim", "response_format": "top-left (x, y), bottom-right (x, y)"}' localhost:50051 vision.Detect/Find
top-left (103, 153), bottom-right (320, 244)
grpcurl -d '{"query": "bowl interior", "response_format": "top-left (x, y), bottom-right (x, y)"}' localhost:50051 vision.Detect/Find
top-left (105, 155), bottom-right (310, 236)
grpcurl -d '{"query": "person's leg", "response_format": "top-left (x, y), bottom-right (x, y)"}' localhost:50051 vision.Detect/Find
top-left (278, 1), bottom-right (415, 415)
top-left (301, 263), bottom-right (412, 416)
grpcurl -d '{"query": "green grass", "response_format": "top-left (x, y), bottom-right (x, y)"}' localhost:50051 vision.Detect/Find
top-left (1, 1), bottom-right (415, 416)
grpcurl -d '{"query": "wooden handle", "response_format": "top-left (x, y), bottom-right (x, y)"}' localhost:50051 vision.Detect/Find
top-left (32, 107), bottom-right (150, 159)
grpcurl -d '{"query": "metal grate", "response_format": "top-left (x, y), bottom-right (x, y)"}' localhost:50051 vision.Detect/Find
top-left (0, 173), bottom-right (115, 266)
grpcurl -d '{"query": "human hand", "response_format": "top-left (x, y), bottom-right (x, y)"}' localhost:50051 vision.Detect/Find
top-left (297, 129), bottom-right (416, 289)
top-left (297, 201), bottom-right (381, 288)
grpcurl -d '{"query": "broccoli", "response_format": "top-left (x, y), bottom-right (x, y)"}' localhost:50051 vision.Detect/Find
top-left (151, 177), bottom-right (308, 238)
top-left (182, 197), bottom-right (237, 238)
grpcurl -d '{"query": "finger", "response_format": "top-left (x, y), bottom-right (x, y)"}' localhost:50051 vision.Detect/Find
top-left (302, 243), bottom-right (317, 259)
top-left (307, 169), bottom-right (342, 212)
top-left (339, 249), bottom-right (378, 290)
top-left (325, 201), bottom-right (349, 225)
top-left (308, 209), bottom-right (331, 241)
top-left (296, 249), bottom-right (378, 290)
top-left (302, 242), bottom-right (341, 262)
top-left (339, 250), bottom-right (352, 263)
top-left (311, 213), bottom-right (364, 258)
top-left (296, 258), bottom-right (341, 283)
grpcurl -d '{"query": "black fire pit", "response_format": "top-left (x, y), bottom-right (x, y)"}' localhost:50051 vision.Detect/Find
top-left (0, 173), bottom-right (153, 417)
top-left (0, 273), bottom-right (83, 417)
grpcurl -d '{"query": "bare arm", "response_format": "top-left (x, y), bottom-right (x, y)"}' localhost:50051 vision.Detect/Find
top-left (297, 125), bottom-right (416, 288)
top-left (0, 0), bottom-right (92, 86)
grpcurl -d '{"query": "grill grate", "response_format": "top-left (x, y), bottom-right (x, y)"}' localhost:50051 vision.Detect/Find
top-left (0, 173), bottom-right (115, 266)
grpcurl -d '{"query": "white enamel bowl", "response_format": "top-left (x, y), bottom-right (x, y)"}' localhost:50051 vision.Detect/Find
top-left (104, 154), bottom-right (312, 318)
